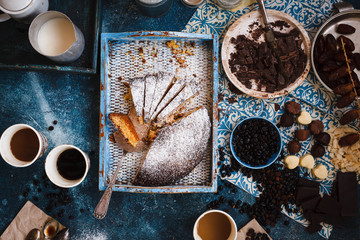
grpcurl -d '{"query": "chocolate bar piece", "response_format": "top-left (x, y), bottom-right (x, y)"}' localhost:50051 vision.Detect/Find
top-left (296, 187), bottom-right (320, 205)
top-left (337, 172), bottom-right (359, 216)
top-left (317, 195), bottom-right (342, 216)
top-left (297, 177), bottom-right (320, 188)
top-left (301, 195), bottom-right (321, 212)
top-left (306, 223), bottom-right (322, 234)
top-left (310, 212), bottom-right (344, 227)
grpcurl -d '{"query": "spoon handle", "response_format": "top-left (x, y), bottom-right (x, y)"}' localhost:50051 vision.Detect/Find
top-left (256, 0), bottom-right (269, 26)
top-left (93, 152), bottom-right (127, 219)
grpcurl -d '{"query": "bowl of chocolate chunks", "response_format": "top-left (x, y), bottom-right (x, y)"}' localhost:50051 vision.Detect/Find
top-left (312, 5), bottom-right (360, 94)
top-left (230, 117), bottom-right (282, 169)
top-left (222, 9), bottom-right (311, 98)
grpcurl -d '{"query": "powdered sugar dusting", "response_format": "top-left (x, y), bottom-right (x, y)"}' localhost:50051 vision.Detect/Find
top-left (129, 76), bottom-right (146, 117)
top-left (73, 229), bottom-right (108, 240)
top-left (134, 108), bottom-right (211, 186)
top-left (143, 74), bottom-right (158, 122)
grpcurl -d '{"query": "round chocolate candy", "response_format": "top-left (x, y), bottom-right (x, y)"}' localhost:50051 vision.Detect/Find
top-left (316, 132), bottom-right (331, 146)
top-left (309, 120), bottom-right (324, 135)
top-left (311, 143), bottom-right (325, 158)
top-left (288, 140), bottom-right (301, 154)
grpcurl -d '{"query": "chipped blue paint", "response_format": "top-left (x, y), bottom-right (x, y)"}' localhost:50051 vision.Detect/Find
top-left (99, 31), bottom-right (219, 193)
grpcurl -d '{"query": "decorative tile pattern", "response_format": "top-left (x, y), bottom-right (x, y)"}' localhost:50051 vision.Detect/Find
top-left (183, 0), bottom-right (344, 238)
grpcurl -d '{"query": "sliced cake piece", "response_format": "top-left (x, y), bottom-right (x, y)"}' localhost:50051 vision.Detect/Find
top-left (152, 78), bottom-right (195, 121)
top-left (129, 76), bottom-right (146, 119)
top-left (143, 74), bottom-right (159, 123)
top-left (133, 108), bottom-right (211, 186)
top-left (109, 113), bottom-right (140, 147)
top-left (148, 72), bottom-right (174, 120)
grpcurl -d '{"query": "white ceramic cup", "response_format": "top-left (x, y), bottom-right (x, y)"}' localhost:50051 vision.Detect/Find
top-left (0, 0), bottom-right (48, 24)
top-left (0, 124), bottom-right (48, 167)
top-left (45, 145), bottom-right (90, 188)
top-left (193, 210), bottom-right (237, 240)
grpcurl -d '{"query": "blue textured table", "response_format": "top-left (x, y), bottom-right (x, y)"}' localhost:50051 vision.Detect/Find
top-left (0, 0), bottom-right (359, 239)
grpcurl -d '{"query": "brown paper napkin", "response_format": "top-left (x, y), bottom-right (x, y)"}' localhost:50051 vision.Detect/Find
top-left (0, 201), bottom-right (65, 240)
top-left (237, 219), bottom-right (272, 240)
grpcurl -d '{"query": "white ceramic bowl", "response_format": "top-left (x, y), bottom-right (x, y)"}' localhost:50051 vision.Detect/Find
top-left (222, 9), bottom-right (311, 98)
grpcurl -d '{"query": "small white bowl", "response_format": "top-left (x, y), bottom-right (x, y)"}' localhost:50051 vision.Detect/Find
top-left (45, 145), bottom-right (90, 188)
top-left (193, 210), bottom-right (237, 240)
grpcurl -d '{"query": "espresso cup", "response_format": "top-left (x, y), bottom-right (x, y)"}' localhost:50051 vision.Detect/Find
top-left (29, 11), bottom-right (85, 63)
top-left (45, 145), bottom-right (90, 188)
top-left (193, 210), bottom-right (237, 240)
top-left (0, 0), bottom-right (48, 24)
top-left (0, 124), bottom-right (48, 167)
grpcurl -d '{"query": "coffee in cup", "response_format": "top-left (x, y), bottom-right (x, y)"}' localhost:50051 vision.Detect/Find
top-left (193, 210), bottom-right (237, 240)
top-left (0, 124), bottom-right (48, 167)
top-left (45, 145), bottom-right (90, 188)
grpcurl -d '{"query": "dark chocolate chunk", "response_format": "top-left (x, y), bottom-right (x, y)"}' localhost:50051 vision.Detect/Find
top-left (311, 144), bottom-right (325, 158)
top-left (315, 132), bottom-right (331, 146)
top-left (280, 113), bottom-right (294, 127)
top-left (316, 195), bottom-right (342, 216)
top-left (301, 195), bottom-right (321, 211)
top-left (295, 129), bottom-right (310, 141)
top-left (337, 172), bottom-right (359, 216)
top-left (274, 103), bottom-right (280, 111)
top-left (306, 223), bottom-right (322, 234)
top-left (309, 120), bottom-right (324, 135)
top-left (288, 140), bottom-right (301, 154)
top-left (285, 101), bottom-right (301, 115)
top-left (296, 187), bottom-right (320, 205)
top-left (297, 177), bottom-right (320, 189)
top-left (309, 212), bottom-right (326, 224)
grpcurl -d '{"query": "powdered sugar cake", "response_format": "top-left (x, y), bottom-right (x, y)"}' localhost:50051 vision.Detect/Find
top-left (143, 74), bottom-right (158, 123)
top-left (133, 108), bottom-right (211, 186)
top-left (129, 76), bottom-right (146, 119)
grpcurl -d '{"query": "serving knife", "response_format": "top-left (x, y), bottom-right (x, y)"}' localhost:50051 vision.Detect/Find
top-left (256, 0), bottom-right (288, 85)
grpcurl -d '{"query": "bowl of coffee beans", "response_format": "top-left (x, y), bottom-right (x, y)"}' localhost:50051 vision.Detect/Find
top-left (230, 117), bottom-right (282, 169)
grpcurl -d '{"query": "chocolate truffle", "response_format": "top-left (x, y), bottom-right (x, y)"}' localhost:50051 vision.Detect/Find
top-left (280, 113), bottom-right (294, 127)
top-left (309, 120), bottom-right (324, 135)
top-left (288, 140), bottom-right (301, 154)
top-left (316, 132), bottom-right (331, 146)
top-left (285, 101), bottom-right (301, 115)
top-left (295, 129), bottom-right (310, 141)
top-left (311, 143), bottom-right (325, 158)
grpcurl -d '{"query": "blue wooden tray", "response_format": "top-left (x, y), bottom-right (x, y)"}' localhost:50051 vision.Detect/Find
top-left (99, 31), bottom-right (219, 193)
top-left (0, 0), bottom-right (101, 74)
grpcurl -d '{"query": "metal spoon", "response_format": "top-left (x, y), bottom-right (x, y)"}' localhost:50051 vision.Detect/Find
top-left (25, 228), bottom-right (42, 240)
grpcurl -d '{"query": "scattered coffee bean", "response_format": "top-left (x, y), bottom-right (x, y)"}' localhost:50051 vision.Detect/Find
top-left (53, 120), bottom-right (58, 125)
top-left (48, 126), bottom-right (54, 131)
top-left (232, 188), bottom-right (238, 193)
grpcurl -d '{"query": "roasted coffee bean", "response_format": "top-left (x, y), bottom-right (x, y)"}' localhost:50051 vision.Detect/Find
top-left (316, 35), bottom-right (325, 54)
top-left (354, 53), bottom-right (360, 71)
top-left (285, 101), bottom-right (301, 115)
top-left (318, 51), bottom-right (335, 65)
top-left (337, 91), bottom-right (356, 108)
top-left (322, 61), bottom-right (340, 72)
top-left (295, 129), bottom-right (310, 141)
top-left (334, 50), bottom-right (353, 62)
top-left (315, 132), bottom-right (331, 146)
top-left (339, 133), bottom-right (359, 147)
top-left (333, 83), bottom-right (353, 95)
top-left (340, 109), bottom-right (360, 125)
top-left (325, 34), bottom-right (337, 52)
top-left (329, 66), bottom-right (348, 82)
top-left (338, 35), bottom-right (355, 51)
top-left (336, 24), bottom-right (356, 34)
top-left (309, 120), bottom-right (324, 135)
top-left (311, 143), bottom-right (326, 158)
